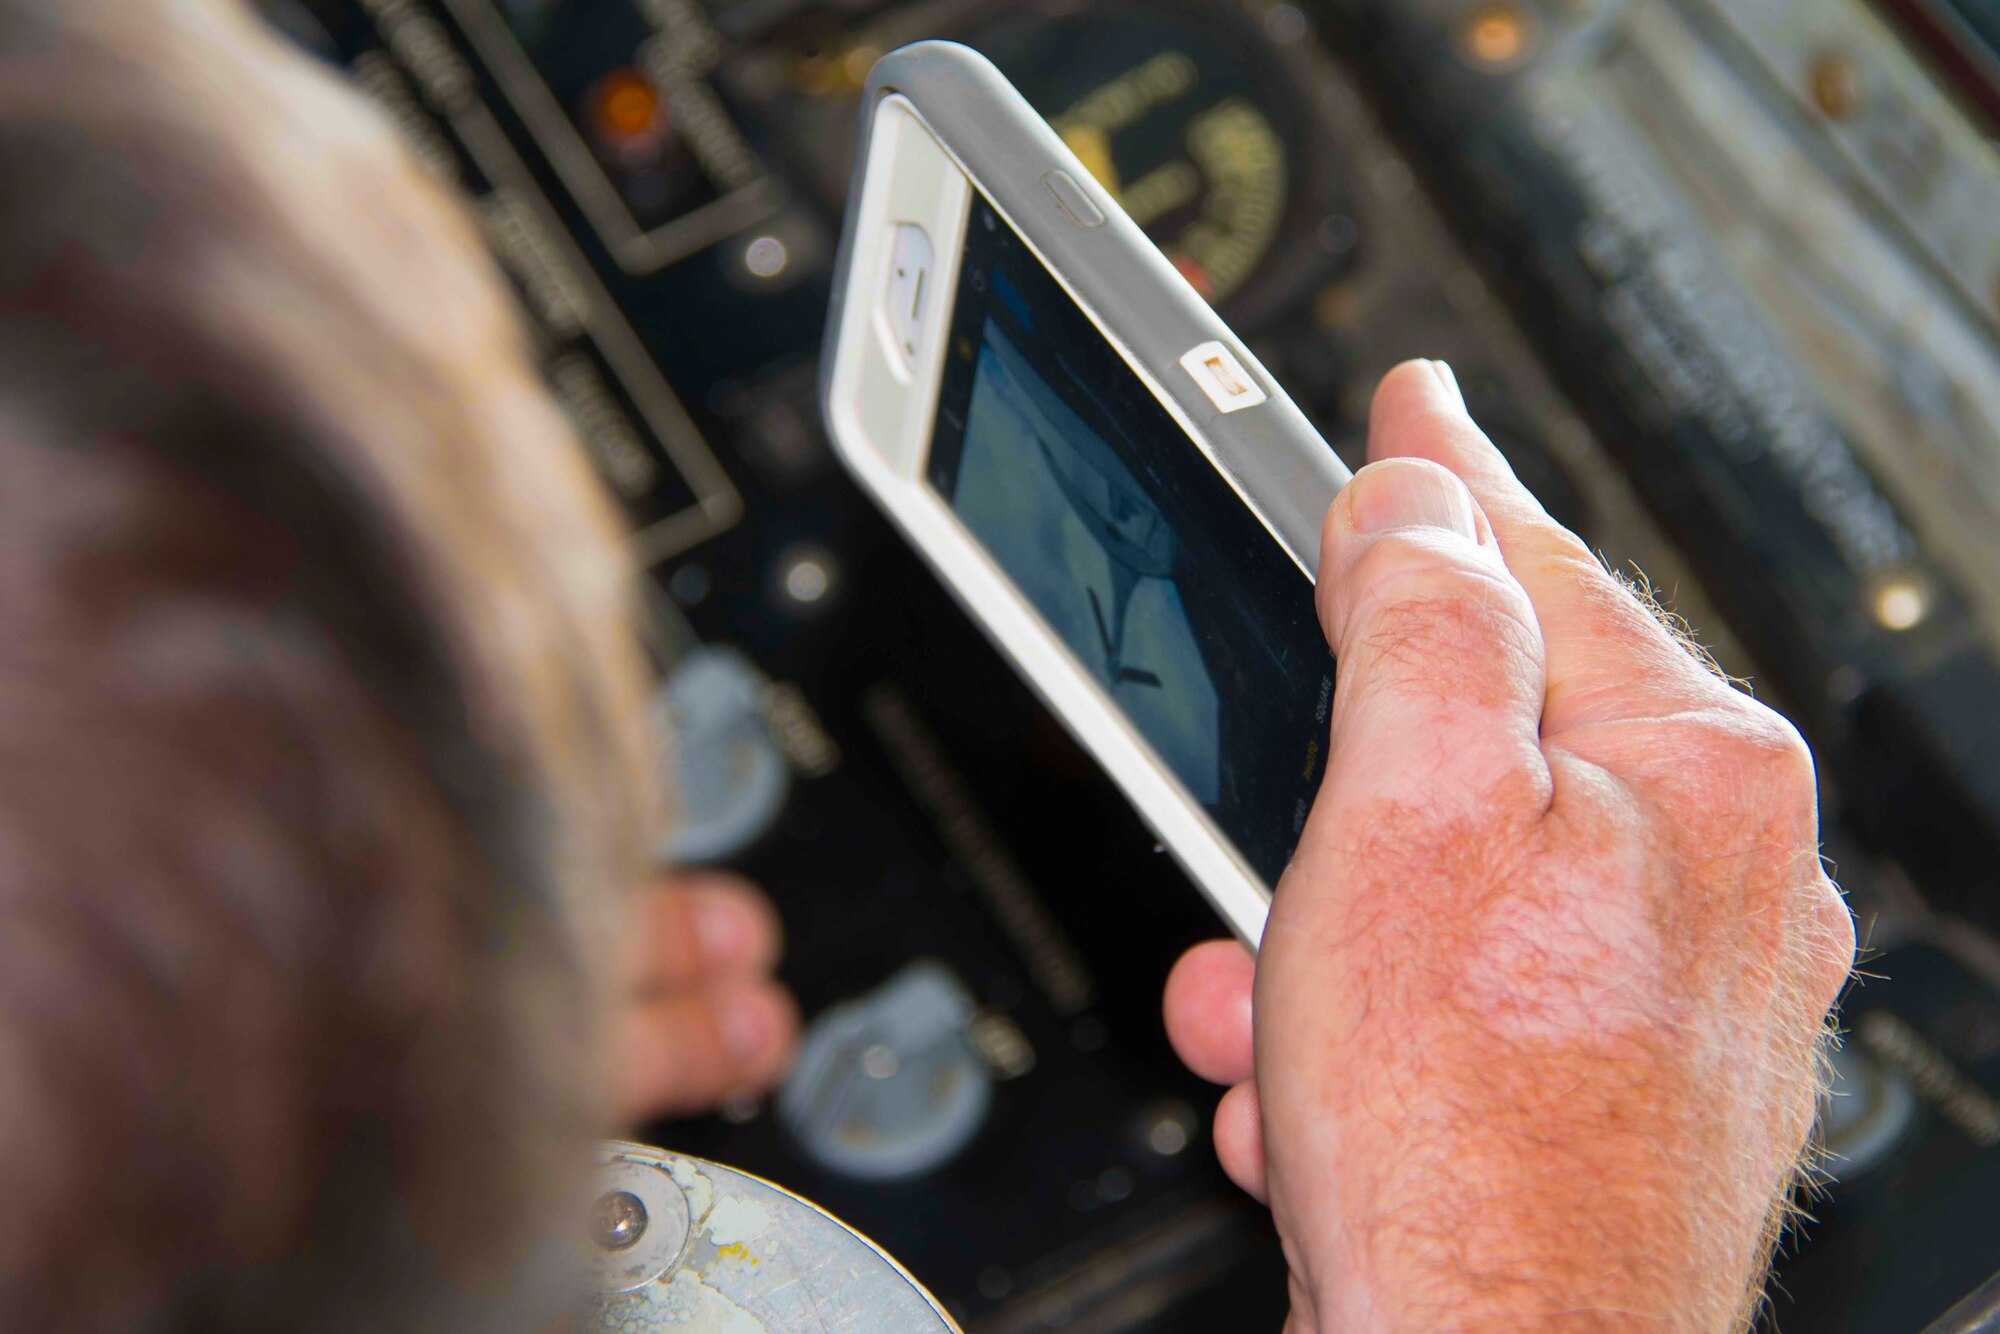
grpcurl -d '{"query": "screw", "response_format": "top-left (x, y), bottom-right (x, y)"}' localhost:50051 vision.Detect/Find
top-left (592, 1190), bottom-right (648, 1252)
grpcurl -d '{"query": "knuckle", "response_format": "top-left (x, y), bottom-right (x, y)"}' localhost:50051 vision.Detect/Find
top-left (1343, 558), bottom-right (1543, 716)
top-left (1803, 875), bottom-right (1857, 1007)
top-left (1671, 704), bottom-right (1820, 817)
top-left (1343, 531), bottom-right (1534, 651)
top-left (1539, 542), bottom-right (1733, 687)
top-left (1729, 708), bottom-right (1820, 805)
top-left (1362, 592), bottom-right (1537, 688)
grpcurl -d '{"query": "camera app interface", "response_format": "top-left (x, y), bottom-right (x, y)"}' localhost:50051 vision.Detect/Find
top-left (927, 197), bottom-right (1333, 884)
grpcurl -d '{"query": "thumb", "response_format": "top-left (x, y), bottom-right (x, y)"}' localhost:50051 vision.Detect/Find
top-left (1311, 396), bottom-right (1550, 826)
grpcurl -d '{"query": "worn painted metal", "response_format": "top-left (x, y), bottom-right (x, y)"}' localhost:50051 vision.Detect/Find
top-left (585, 1141), bottom-right (961, 1334)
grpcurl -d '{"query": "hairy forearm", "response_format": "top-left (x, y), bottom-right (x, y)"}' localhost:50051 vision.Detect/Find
top-left (1279, 1019), bottom-right (1811, 1334)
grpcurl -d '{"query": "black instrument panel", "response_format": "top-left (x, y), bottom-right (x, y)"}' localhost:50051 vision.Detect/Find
top-left (262, 0), bottom-right (2000, 1327)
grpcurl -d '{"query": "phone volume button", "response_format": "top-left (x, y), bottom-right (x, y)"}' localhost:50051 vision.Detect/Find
top-left (1041, 169), bottom-right (1107, 230)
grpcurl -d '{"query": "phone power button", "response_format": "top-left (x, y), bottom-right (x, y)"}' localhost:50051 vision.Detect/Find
top-left (1041, 170), bottom-right (1106, 230)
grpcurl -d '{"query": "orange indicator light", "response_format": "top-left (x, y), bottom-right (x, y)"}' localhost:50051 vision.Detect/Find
top-left (592, 69), bottom-right (666, 146)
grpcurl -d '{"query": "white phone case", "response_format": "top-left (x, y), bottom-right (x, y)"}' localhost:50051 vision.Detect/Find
top-left (819, 41), bottom-right (1350, 946)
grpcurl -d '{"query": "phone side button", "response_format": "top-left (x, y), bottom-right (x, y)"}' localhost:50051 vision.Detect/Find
top-left (1040, 169), bottom-right (1107, 230)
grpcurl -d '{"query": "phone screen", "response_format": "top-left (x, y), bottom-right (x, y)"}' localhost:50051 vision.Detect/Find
top-left (926, 195), bottom-right (1334, 885)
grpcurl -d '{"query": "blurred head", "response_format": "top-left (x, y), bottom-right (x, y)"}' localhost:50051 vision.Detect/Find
top-left (0, 1), bottom-right (652, 1328)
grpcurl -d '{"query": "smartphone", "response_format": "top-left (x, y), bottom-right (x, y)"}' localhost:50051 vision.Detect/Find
top-left (819, 41), bottom-right (1349, 946)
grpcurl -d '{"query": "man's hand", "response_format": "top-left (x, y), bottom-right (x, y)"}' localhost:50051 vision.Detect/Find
top-left (612, 871), bottom-right (798, 1121)
top-left (1164, 362), bottom-right (1855, 1331)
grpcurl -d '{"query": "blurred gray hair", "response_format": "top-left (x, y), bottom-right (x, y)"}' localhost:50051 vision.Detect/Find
top-left (0, 1), bottom-right (652, 1328)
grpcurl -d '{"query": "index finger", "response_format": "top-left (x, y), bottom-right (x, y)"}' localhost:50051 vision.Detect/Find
top-left (1367, 361), bottom-right (1734, 736)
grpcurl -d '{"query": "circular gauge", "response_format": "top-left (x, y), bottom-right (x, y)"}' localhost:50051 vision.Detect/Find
top-left (971, 5), bottom-right (1350, 324)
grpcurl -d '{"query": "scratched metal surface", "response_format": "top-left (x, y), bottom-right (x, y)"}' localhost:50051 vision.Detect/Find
top-left (588, 1142), bottom-right (962, 1333)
